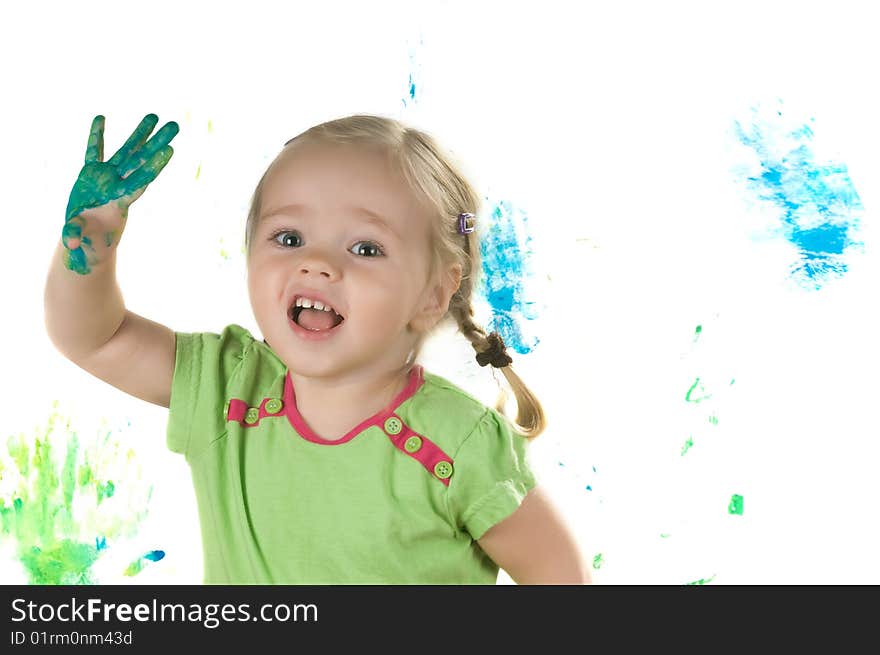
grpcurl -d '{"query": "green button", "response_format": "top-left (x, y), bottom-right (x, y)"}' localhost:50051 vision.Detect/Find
top-left (265, 398), bottom-right (283, 414)
top-left (433, 461), bottom-right (453, 480)
top-left (245, 407), bottom-right (260, 424)
top-left (404, 436), bottom-right (422, 453)
top-left (384, 416), bottom-right (402, 435)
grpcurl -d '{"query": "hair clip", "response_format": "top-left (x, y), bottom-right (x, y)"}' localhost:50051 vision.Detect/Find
top-left (458, 213), bottom-right (476, 234)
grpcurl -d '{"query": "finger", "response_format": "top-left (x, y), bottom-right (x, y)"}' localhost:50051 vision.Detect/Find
top-left (116, 120), bottom-right (179, 179)
top-left (62, 236), bottom-right (97, 276)
top-left (84, 115), bottom-right (105, 164)
top-left (61, 216), bottom-right (85, 249)
top-left (106, 113), bottom-right (159, 168)
top-left (120, 145), bottom-right (175, 197)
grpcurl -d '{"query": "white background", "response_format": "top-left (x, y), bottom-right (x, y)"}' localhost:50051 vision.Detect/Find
top-left (1, 0), bottom-right (879, 584)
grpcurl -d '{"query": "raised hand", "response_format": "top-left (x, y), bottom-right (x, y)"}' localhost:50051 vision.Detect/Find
top-left (62, 114), bottom-right (179, 274)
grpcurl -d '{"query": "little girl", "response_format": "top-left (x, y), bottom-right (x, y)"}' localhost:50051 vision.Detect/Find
top-left (44, 113), bottom-right (590, 584)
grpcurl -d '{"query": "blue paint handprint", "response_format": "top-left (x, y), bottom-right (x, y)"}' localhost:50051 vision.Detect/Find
top-left (62, 114), bottom-right (179, 274)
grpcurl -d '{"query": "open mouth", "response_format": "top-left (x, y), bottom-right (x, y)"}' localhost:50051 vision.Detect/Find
top-left (290, 305), bottom-right (345, 332)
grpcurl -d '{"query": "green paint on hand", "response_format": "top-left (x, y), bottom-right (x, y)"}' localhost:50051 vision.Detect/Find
top-left (62, 114), bottom-right (179, 275)
top-left (592, 553), bottom-right (604, 570)
top-left (685, 377), bottom-right (712, 403)
top-left (681, 437), bottom-right (694, 455)
top-left (0, 406), bottom-right (152, 584)
top-left (728, 494), bottom-right (744, 515)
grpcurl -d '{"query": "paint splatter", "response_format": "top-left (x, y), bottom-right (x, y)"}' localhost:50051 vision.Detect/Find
top-left (556, 460), bottom-right (597, 494)
top-left (685, 377), bottom-right (712, 403)
top-left (728, 494), bottom-right (744, 515)
top-left (402, 36), bottom-right (424, 108)
top-left (479, 199), bottom-right (541, 355)
top-left (708, 414), bottom-right (718, 425)
top-left (592, 553), bottom-right (604, 569)
top-left (681, 436), bottom-right (694, 456)
top-left (686, 574), bottom-right (717, 585)
top-left (124, 549), bottom-right (166, 577)
top-left (693, 324), bottom-right (702, 342)
top-left (0, 403), bottom-right (153, 584)
top-left (733, 102), bottom-right (864, 291)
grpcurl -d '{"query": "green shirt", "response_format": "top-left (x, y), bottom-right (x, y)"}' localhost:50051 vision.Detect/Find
top-left (167, 324), bottom-right (537, 584)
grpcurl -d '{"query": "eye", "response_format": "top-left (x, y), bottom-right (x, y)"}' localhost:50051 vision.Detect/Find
top-left (350, 241), bottom-right (385, 258)
top-left (271, 230), bottom-right (302, 248)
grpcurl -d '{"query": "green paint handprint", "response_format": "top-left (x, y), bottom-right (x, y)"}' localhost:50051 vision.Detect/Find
top-left (62, 114), bottom-right (179, 274)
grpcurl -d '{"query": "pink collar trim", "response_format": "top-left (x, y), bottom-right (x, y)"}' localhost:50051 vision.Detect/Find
top-left (283, 365), bottom-right (425, 445)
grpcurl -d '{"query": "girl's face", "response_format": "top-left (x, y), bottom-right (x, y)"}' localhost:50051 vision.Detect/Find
top-left (248, 140), bottom-right (447, 378)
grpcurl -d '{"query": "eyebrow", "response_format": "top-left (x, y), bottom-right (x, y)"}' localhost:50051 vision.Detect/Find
top-left (260, 204), bottom-right (400, 239)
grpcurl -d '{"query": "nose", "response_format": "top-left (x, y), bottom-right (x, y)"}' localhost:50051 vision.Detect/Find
top-left (297, 248), bottom-right (341, 279)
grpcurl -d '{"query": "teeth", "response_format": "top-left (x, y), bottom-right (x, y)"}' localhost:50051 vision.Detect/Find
top-left (295, 297), bottom-right (334, 312)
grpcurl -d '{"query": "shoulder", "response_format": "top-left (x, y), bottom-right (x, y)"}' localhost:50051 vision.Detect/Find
top-left (174, 324), bottom-right (281, 371)
top-left (167, 324), bottom-right (284, 457)
top-left (406, 370), bottom-right (523, 458)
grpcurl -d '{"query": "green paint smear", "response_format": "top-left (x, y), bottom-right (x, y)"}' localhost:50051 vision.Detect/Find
top-left (709, 414), bottom-right (718, 425)
top-left (592, 553), bottom-right (604, 570)
top-left (123, 550), bottom-right (165, 577)
top-left (685, 377), bottom-right (712, 403)
top-left (96, 480), bottom-right (115, 504)
top-left (686, 573), bottom-right (717, 585)
top-left (681, 437), bottom-right (694, 456)
top-left (728, 494), bottom-right (744, 515)
top-left (1, 404), bottom-right (152, 584)
top-left (124, 557), bottom-right (146, 577)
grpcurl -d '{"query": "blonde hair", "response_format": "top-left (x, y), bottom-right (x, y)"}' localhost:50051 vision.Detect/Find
top-left (244, 114), bottom-right (546, 439)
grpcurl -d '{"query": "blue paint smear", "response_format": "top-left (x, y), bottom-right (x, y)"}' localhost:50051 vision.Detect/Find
top-left (734, 104), bottom-right (864, 291)
top-left (144, 550), bottom-right (165, 562)
top-left (95, 536), bottom-right (107, 551)
top-left (402, 37), bottom-right (423, 108)
top-left (479, 199), bottom-right (540, 355)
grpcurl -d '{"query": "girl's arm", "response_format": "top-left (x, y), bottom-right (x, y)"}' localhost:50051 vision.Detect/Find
top-left (477, 485), bottom-right (592, 584)
top-left (44, 114), bottom-right (178, 408)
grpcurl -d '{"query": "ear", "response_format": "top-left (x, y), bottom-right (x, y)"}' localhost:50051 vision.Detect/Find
top-left (410, 263), bottom-right (463, 334)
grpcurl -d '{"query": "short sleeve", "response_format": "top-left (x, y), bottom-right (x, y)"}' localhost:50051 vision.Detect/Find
top-left (446, 408), bottom-right (538, 540)
top-left (166, 324), bottom-right (254, 458)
